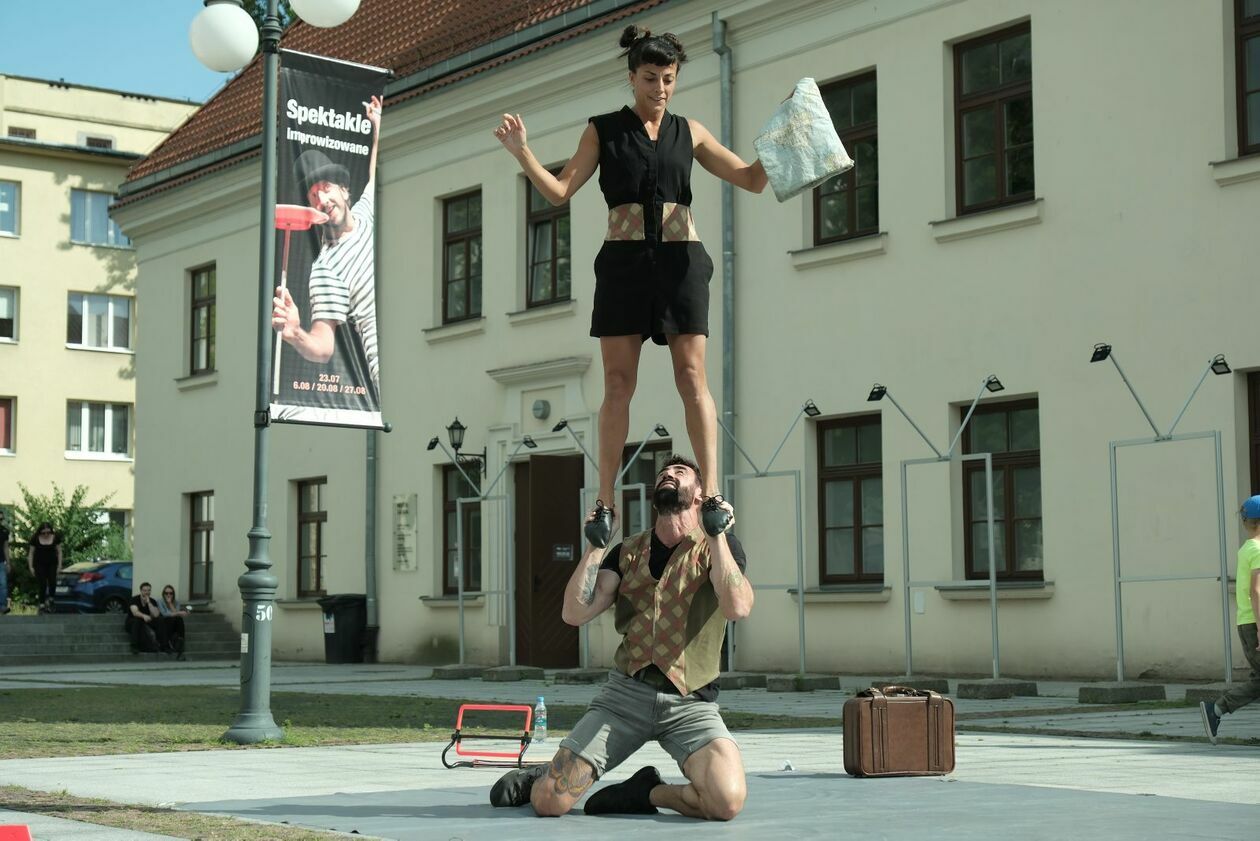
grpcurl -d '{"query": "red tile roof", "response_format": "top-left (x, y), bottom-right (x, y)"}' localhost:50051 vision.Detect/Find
top-left (122, 0), bottom-right (664, 199)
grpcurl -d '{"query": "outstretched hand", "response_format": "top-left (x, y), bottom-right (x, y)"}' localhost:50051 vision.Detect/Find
top-left (363, 94), bottom-right (382, 132)
top-left (493, 113), bottom-right (527, 154)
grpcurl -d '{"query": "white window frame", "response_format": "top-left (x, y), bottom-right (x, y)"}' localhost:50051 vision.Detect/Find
top-left (67, 292), bottom-right (132, 352)
top-left (0, 396), bottom-right (14, 455)
top-left (0, 286), bottom-right (17, 342)
top-left (70, 189), bottom-right (130, 248)
top-left (78, 133), bottom-right (115, 150)
top-left (65, 401), bottom-right (132, 460)
top-left (0, 180), bottom-right (19, 237)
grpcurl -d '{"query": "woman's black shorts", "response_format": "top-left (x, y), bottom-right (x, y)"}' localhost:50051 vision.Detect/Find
top-left (589, 241), bottom-right (713, 345)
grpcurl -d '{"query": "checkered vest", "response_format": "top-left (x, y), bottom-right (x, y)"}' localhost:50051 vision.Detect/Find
top-left (612, 527), bottom-right (727, 695)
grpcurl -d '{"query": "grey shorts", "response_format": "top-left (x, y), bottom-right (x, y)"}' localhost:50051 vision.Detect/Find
top-left (559, 670), bottom-right (735, 778)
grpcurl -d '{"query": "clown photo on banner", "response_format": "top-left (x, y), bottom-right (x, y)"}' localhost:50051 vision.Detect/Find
top-left (269, 49), bottom-right (389, 429)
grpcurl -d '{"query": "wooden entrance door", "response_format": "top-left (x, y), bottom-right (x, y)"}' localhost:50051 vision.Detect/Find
top-left (514, 454), bottom-right (583, 668)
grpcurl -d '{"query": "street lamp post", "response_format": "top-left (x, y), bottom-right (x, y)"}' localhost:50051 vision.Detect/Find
top-left (189, 0), bottom-right (360, 744)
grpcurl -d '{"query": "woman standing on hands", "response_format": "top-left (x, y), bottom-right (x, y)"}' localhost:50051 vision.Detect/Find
top-left (494, 26), bottom-right (766, 547)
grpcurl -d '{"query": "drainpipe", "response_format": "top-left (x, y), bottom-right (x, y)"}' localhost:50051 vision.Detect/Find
top-left (712, 14), bottom-right (736, 494)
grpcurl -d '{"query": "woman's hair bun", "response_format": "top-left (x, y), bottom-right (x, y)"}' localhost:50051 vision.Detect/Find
top-left (619, 25), bottom-right (649, 49)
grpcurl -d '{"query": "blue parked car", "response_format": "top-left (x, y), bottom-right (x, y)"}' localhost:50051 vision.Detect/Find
top-left (52, 561), bottom-right (133, 614)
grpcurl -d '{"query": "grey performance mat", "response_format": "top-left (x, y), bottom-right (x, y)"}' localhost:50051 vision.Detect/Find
top-left (181, 771), bottom-right (1257, 840)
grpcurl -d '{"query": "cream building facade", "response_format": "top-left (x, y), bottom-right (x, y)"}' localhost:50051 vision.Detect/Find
top-left (115, 0), bottom-right (1260, 679)
top-left (0, 75), bottom-right (196, 536)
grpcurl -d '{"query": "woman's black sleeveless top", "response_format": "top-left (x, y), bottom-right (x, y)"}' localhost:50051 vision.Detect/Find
top-left (589, 106), bottom-right (694, 243)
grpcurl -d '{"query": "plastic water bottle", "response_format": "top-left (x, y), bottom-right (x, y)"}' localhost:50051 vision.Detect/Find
top-left (533, 696), bottom-right (548, 743)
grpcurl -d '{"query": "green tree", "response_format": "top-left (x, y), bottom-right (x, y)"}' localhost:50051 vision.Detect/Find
top-left (8, 484), bottom-right (123, 606)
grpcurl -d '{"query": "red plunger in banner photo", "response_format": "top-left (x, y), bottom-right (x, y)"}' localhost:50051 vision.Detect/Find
top-left (272, 203), bottom-right (329, 396)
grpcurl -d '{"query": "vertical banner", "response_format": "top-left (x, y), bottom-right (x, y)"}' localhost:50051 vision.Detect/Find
top-left (270, 49), bottom-right (389, 429)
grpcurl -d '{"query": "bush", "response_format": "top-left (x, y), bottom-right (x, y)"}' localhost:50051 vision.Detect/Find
top-left (7, 483), bottom-right (125, 606)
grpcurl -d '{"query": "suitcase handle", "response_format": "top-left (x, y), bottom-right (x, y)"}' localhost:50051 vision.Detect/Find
top-left (859, 685), bottom-right (938, 699)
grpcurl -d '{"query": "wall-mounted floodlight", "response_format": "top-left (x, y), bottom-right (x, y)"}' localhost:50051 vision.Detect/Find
top-left (552, 419), bottom-right (568, 433)
top-left (654, 424), bottom-right (670, 437)
top-left (426, 437), bottom-right (439, 451)
top-left (803, 399), bottom-right (821, 417)
top-left (1211, 354), bottom-right (1231, 376)
top-left (984, 375), bottom-right (1005, 393)
top-left (1090, 343), bottom-right (1112, 363)
top-left (521, 435), bottom-right (538, 449)
top-left (867, 384), bottom-right (887, 402)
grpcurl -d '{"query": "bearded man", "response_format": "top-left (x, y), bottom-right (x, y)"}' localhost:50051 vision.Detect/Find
top-left (490, 453), bottom-right (753, 821)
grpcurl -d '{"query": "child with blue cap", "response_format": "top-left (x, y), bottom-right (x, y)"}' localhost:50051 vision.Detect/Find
top-left (1200, 494), bottom-right (1260, 744)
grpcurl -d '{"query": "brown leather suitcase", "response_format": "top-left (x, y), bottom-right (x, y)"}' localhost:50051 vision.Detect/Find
top-left (843, 686), bottom-right (955, 777)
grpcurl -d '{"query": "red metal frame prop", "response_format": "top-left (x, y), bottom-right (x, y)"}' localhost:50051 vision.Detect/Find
top-left (441, 703), bottom-right (547, 769)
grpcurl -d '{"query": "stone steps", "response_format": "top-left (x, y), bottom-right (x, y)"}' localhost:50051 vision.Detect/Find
top-left (0, 612), bottom-right (241, 666)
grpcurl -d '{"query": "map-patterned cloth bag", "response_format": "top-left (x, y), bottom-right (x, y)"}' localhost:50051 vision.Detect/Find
top-left (754, 77), bottom-right (854, 202)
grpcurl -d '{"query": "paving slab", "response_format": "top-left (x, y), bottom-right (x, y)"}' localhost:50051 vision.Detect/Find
top-left (1078, 681), bottom-right (1166, 704)
top-left (956, 678), bottom-right (1038, 699)
top-left (481, 666), bottom-right (545, 682)
top-left (0, 809), bottom-right (182, 840)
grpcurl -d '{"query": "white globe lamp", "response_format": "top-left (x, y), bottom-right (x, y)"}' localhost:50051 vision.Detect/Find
top-left (189, 0), bottom-right (260, 73)
top-left (291, 0), bottom-right (361, 28)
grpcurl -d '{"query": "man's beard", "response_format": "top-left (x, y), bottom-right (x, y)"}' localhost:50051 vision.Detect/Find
top-left (653, 484), bottom-right (686, 515)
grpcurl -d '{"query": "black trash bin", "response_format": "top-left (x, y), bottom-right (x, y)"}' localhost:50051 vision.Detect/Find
top-left (317, 594), bottom-right (367, 664)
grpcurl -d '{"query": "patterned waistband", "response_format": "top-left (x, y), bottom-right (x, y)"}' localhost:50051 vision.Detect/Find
top-left (605, 202), bottom-right (699, 242)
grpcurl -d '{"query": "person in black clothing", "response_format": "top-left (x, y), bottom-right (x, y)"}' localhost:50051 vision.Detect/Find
top-left (26, 522), bottom-right (62, 610)
top-left (493, 25), bottom-right (768, 548)
top-left (157, 585), bottom-right (190, 660)
top-left (125, 582), bottom-right (165, 653)
top-left (0, 511), bottom-right (11, 614)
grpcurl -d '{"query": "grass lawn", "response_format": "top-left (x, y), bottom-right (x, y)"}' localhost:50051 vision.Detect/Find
top-left (0, 684), bottom-right (840, 760)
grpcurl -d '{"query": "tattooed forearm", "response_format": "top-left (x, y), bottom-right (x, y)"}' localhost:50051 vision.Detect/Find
top-left (578, 562), bottom-right (600, 605)
top-left (548, 752), bottom-right (595, 796)
top-left (723, 570), bottom-right (745, 589)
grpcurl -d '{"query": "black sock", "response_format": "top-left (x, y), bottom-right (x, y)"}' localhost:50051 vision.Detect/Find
top-left (583, 766), bottom-right (662, 815)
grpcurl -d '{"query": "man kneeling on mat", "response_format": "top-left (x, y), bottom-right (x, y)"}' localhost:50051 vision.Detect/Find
top-left (490, 454), bottom-right (753, 820)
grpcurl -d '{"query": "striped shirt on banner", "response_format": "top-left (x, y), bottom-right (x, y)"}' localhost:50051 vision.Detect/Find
top-left (309, 191), bottom-right (378, 386)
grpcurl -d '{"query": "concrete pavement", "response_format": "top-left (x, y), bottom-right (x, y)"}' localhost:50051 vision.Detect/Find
top-left (0, 661), bottom-right (1257, 839)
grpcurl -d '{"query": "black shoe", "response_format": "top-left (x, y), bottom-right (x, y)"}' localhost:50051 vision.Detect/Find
top-left (584, 500), bottom-right (615, 549)
top-left (583, 765), bottom-right (661, 815)
top-left (701, 495), bottom-right (733, 537)
top-left (1200, 700), bottom-right (1221, 745)
top-left (490, 764), bottom-right (546, 808)
top-left (176, 652), bottom-right (186, 662)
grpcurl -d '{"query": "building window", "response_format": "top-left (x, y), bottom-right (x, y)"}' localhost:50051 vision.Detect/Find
top-left (70, 189), bottom-right (130, 247)
top-left (442, 465), bottom-right (481, 594)
top-left (0, 181), bottom-right (19, 236)
top-left (1248, 373), bottom-right (1260, 494)
top-left (818, 416), bottom-right (883, 583)
top-left (68, 292), bottom-right (131, 350)
top-left (954, 23), bottom-right (1033, 215)
top-left (297, 479), bottom-right (327, 597)
top-left (190, 265), bottom-right (216, 374)
top-left (526, 174), bottom-right (571, 307)
top-left (65, 401), bottom-right (131, 457)
top-left (442, 191), bottom-right (482, 323)
top-left (1238, 0), bottom-right (1260, 155)
top-left (0, 397), bottom-right (13, 453)
top-left (107, 510), bottom-right (130, 542)
top-left (962, 399), bottom-right (1042, 580)
top-left (0, 287), bottom-right (16, 341)
top-left (7, 127), bottom-right (35, 140)
top-left (816, 72), bottom-right (878, 244)
top-left (84, 136), bottom-right (114, 150)
top-left (619, 441), bottom-right (673, 536)
top-left (189, 492), bottom-right (214, 600)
